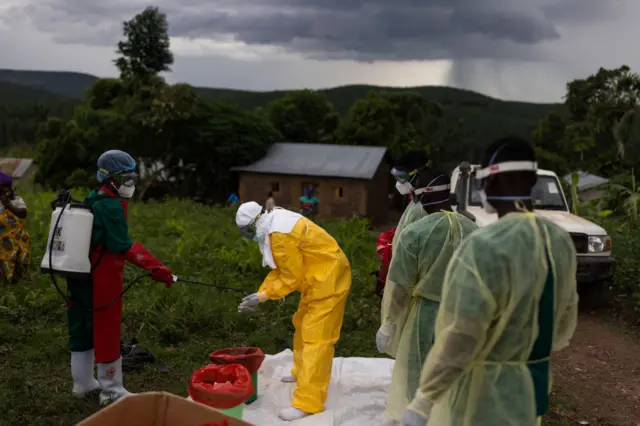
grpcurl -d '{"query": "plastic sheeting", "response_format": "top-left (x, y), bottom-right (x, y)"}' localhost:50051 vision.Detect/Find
top-left (242, 350), bottom-right (394, 425)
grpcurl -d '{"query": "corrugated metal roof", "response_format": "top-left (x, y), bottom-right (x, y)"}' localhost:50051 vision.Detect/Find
top-left (0, 158), bottom-right (34, 179)
top-left (231, 142), bottom-right (387, 180)
top-left (562, 171), bottom-right (609, 191)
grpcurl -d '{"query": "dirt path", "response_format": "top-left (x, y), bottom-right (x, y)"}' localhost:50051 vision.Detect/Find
top-left (552, 313), bottom-right (640, 425)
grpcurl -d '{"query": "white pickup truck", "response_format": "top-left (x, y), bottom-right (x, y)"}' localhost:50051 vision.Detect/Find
top-left (451, 162), bottom-right (615, 286)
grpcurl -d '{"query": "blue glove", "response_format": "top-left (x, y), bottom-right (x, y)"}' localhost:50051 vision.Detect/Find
top-left (402, 409), bottom-right (427, 426)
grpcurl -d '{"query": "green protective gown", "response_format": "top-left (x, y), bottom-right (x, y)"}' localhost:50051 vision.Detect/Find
top-left (408, 212), bottom-right (579, 426)
top-left (391, 200), bottom-right (427, 252)
top-left (66, 190), bottom-right (132, 352)
top-left (380, 200), bottom-right (428, 336)
top-left (381, 211), bottom-right (478, 421)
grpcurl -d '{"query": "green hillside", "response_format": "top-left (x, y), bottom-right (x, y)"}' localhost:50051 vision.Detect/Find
top-left (0, 69), bottom-right (98, 99)
top-left (0, 69), bottom-right (564, 151)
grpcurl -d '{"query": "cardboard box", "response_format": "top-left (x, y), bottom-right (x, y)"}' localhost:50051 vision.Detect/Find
top-left (77, 392), bottom-right (255, 426)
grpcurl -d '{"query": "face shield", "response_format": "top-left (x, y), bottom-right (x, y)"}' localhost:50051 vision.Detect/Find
top-left (474, 161), bottom-right (538, 213)
top-left (391, 166), bottom-right (427, 195)
top-left (239, 214), bottom-right (261, 240)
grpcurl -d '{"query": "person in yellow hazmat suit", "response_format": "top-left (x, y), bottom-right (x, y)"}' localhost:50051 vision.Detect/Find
top-left (402, 136), bottom-right (579, 426)
top-left (376, 169), bottom-right (478, 425)
top-left (235, 202), bottom-right (352, 422)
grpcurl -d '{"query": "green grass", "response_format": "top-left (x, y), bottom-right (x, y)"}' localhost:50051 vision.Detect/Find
top-left (0, 191), bottom-right (584, 425)
top-left (0, 192), bottom-right (380, 425)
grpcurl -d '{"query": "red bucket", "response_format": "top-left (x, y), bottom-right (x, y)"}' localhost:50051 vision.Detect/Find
top-left (188, 364), bottom-right (253, 410)
top-left (209, 347), bottom-right (265, 375)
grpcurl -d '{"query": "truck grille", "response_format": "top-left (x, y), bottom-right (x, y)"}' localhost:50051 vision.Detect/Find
top-left (570, 233), bottom-right (588, 254)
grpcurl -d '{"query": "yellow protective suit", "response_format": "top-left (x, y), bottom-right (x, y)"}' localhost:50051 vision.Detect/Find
top-left (381, 211), bottom-right (478, 421)
top-left (258, 218), bottom-right (352, 414)
top-left (408, 213), bottom-right (579, 426)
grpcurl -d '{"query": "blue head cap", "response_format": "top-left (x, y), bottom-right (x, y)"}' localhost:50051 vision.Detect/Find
top-left (96, 150), bottom-right (136, 183)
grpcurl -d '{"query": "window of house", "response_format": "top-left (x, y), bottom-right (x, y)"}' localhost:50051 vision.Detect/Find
top-left (272, 181), bottom-right (280, 192)
top-left (334, 186), bottom-right (344, 199)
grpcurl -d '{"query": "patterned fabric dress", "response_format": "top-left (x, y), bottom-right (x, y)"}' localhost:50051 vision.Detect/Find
top-left (0, 196), bottom-right (30, 283)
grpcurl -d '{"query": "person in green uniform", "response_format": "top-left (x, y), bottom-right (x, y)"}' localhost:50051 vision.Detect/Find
top-left (67, 150), bottom-right (174, 406)
top-left (377, 170), bottom-right (478, 425)
top-left (402, 137), bottom-right (579, 426)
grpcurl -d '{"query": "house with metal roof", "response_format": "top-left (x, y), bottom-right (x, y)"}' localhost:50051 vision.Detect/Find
top-left (563, 171), bottom-right (610, 202)
top-left (231, 142), bottom-right (389, 225)
top-left (0, 158), bottom-right (35, 179)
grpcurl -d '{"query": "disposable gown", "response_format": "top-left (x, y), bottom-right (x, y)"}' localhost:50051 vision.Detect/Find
top-left (381, 212), bottom-right (478, 421)
top-left (391, 200), bottom-right (427, 251)
top-left (382, 200), bottom-right (427, 337)
top-left (258, 217), bottom-right (352, 414)
top-left (408, 213), bottom-right (579, 426)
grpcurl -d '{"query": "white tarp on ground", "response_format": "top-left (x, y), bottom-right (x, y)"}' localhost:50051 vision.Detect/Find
top-left (242, 349), bottom-right (394, 426)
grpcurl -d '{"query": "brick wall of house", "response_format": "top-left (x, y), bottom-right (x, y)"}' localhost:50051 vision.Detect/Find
top-left (239, 172), bottom-right (378, 221)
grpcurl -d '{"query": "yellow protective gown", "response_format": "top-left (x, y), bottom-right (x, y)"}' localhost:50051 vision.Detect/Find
top-left (408, 213), bottom-right (579, 426)
top-left (381, 212), bottom-right (478, 421)
top-left (258, 218), bottom-right (352, 414)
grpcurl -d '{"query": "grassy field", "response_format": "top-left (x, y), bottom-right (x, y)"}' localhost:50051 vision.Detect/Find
top-left (0, 191), bottom-right (584, 425)
top-left (0, 192), bottom-right (380, 425)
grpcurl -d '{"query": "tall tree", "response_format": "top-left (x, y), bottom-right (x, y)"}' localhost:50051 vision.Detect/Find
top-left (268, 90), bottom-right (339, 144)
top-left (114, 6), bottom-right (174, 82)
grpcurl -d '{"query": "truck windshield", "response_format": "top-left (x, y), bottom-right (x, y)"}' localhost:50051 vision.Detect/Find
top-left (469, 175), bottom-right (568, 211)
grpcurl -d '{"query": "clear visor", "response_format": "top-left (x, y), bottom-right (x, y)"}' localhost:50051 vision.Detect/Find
top-left (116, 171), bottom-right (138, 187)
top-left (391, 167), bottom-right (418, 184)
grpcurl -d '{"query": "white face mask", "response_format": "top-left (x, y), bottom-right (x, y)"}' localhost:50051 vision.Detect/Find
top-left (118, 185), bottom-right (135, 199)
top-left (395, 181), bottom-right (413, 195)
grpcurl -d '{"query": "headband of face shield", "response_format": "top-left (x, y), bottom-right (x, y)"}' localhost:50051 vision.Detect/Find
top-left (413, 174), bottom-right (451, 207)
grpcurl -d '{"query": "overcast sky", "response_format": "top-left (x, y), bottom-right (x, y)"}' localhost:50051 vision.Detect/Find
top-left (0, 0), bottom-right (636, 102)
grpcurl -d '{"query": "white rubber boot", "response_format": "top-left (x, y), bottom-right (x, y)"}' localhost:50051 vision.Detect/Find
top-left (97, 357), bottom-right (132, 406)
top-left (71, 349), bottom-right (100, 397)
top-left (278, 406), bottom-right (311, 421)
top-left (280, 374), bottom-right (297, 383)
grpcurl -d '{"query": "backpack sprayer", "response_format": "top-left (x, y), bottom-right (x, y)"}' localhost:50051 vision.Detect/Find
top-left (40, 189), bottom-right (244, 311)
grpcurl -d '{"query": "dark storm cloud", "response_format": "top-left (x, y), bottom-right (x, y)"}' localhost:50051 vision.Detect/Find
top-left (6, 0), bottom-right (613, 61)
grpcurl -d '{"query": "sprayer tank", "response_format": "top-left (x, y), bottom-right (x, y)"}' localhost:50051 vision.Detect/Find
top-left (40, 204), bottom-right (94, 279)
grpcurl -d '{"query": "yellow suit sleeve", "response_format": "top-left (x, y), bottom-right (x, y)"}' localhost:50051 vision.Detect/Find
top-left (258, 231), bottom-right (304, 300)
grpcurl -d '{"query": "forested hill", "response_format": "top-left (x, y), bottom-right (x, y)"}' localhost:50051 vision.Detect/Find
top-left (0, 68), bottom-right (562, 113)
top-left (0, 68), bottom-right (565, 153)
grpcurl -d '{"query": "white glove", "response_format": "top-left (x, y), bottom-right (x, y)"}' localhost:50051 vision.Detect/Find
top-left (402, 409), bottom-right (427, 426)
top-left (376, 324), bottom-right (394, 354)
top-left (237, 293), bottom-right (264, 313)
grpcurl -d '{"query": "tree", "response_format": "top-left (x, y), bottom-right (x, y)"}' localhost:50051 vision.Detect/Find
top-left (564, 65), bottom-right (640, 173)
top-left (532, 112), bottom-right (571, 175)
top-left (114, 6), bottom-right (173, 82)
top-left (34, 118), bottom-right (89, 189)
top-left (337, 91), bottom-right (442, 161)
top-left (268, 90), bottom-right (339, 144)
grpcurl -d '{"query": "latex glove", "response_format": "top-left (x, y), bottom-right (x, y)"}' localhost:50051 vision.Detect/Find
top-left (151, 267), bottom-right (174, 288)
top-left (402, 409), bottom-right (428, 426)
top-left (376, 324), bottom-right (394, 353)
top-left (238, 293), bottom-right (265, 313)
